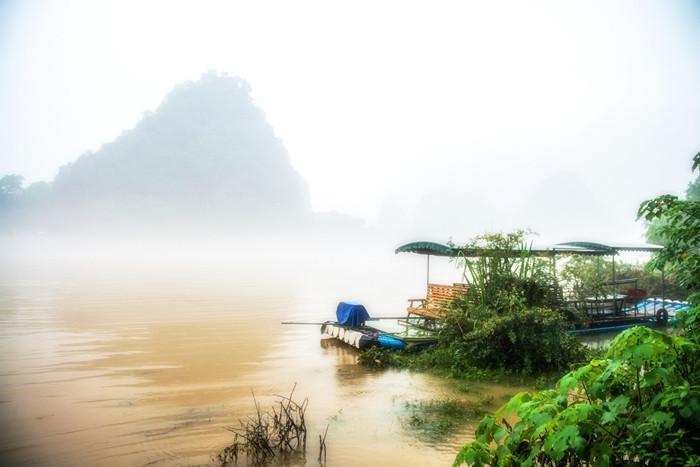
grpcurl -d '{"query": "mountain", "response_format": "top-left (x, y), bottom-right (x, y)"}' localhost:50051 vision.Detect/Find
top-left (2, 72), bottom-right (330, 234)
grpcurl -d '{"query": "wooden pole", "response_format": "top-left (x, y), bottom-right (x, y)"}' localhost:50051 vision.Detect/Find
top-left (426, 254), bottom-right (430, 287)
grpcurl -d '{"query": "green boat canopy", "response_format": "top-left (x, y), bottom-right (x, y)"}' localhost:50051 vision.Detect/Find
top-left (556, 241), bottom-right (663, 253)
top-left (394, 241), bottom-right (456, 256)
top-left (395, 241), bottom-right (663, 257)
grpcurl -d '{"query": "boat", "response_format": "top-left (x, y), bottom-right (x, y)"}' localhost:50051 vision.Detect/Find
top-left (321, 239), bottom-right (691, 349)
top-left (568, 297), bottom-right (692, 335)
top-left (320, 301), bottom-right (438, 350)
top-left (394, 239), bottom-right (691, 336)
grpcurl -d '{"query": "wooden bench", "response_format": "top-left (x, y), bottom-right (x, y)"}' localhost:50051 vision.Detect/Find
top-left (623, 288), bottom-right (647, 312)
top-left (407, 283), bottom-right (469, 319)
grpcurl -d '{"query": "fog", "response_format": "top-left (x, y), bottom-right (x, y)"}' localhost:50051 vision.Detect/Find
top-left (3, 4), bottom-right (700, 465)
top-left (2, 0), bottom-right (700, 247)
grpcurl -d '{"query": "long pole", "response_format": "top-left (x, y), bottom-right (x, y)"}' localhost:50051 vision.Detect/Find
top-left (281, 317), bottom-right (428, 325)
top-left (426, 254), bottom-right (430, 287)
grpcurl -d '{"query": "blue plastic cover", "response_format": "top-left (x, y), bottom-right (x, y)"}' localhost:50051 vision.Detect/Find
top-left (336, 301), bottom-right (370, 327)
top-left (378, 335), bottom-right (406, 349)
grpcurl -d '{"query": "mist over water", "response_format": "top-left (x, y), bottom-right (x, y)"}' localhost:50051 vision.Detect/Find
top-left (1, 1), bottom-right (700, 465)
top-left (0, 245), bottom-right (514, 466)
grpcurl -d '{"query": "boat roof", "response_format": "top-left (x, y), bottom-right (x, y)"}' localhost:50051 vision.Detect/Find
top-left (395, 241), bottom-right (456, 256)
top-left (395, 240), bottom-right (663, 257)
top-left (556, 241), bottom-right (663, 253)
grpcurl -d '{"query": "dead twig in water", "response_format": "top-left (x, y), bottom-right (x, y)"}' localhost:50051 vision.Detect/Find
top-left (318, 424), bottom-right (328, 464)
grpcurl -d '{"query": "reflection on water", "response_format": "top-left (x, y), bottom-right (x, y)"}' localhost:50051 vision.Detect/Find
top-left (578, 331), bottom-right (618, 350)
top-left (0, 250), bottom-right (527, 466)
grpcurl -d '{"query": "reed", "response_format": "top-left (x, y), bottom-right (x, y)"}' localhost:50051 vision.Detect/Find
top-left (217, 384), bottom-right (309, 466)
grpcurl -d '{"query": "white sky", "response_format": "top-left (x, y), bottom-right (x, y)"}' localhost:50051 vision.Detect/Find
top-left (1, 0), bottom-right (699, 241)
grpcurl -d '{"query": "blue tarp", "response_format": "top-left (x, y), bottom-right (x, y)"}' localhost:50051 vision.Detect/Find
top-left (378, 334), bottom-right (406, 349)
top-left (336, 301), bottom-right (370, 327)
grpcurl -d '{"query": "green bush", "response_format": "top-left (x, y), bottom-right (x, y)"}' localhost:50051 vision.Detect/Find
top-left (361, 231), bottom-right (587, 377)
top-left (439, 231), bottom-right (586, 374)
top-left (452, 231), bottom-right (563, 313)
top-left (455, 154), bottom-right (700, 466)
top-left (454, 307), bottom-right (700, 467)
top-left (455, 307), bottom-right (587, 373)
top-left (361, 305), bottom-right (586, 376)
top-left (638, 152), bottom-right (700, 304)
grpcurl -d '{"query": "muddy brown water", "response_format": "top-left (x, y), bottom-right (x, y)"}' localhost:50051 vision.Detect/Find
top-left (0, 247), bottom-right (529, 466)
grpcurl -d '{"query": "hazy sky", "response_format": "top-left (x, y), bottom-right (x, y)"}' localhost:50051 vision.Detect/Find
top-left (1, 0), bottom-right (700, 241)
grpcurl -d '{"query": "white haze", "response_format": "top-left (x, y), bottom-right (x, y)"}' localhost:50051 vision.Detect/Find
top-left (1, 0), bottom-right (700, 243)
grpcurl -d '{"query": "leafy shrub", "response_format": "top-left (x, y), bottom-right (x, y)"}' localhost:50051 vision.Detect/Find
top-left (453, 308), bottom-right (700, 467)
top-left (454, 307), bottom-right (587, 373)
top-left (453, 154), bottom-right (700, 465)
top-left (638, 152), bottom-right (700, 304)
top-left (361, 307), bottom-right (586, 376)
top-left (452, 231), bottom-right (563, 313)
top-left (361, 231), bottom-right (587, 377)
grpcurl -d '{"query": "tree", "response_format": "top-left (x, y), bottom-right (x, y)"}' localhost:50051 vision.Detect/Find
top-left (687, 171), bottom-right (700, 201)
top-left (453, 154), bottom-right (700, 466)
top-left (453, 321), bottom-right (700, 467)
top-left (0, 174), bottom-right (23, 196)
top-left (638, 152), bottom-right (700, 304)
top-left (0, 174), bottom-right (24, 229)
top-left (646, 151), bottom-right (700, 245)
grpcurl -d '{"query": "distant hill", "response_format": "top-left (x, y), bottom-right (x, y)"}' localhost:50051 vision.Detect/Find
top-left (2, 72), bottom-right (358, 234)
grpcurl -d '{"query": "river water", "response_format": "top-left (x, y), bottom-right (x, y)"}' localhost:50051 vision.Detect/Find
top-left (0, 243), bottom-right (527, 466)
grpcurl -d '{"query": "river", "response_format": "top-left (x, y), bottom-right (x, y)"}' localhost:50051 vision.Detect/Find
top-left (0, 243), bottom-right (528, 466)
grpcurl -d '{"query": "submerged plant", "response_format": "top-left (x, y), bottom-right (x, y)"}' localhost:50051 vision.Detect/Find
top-left (217, 384), bottom-right (309, 466)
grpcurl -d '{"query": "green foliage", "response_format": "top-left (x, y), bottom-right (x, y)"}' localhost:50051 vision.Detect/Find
top-left (437, 300), bottom-right (587, 374)
top-left (452, 231), bottom-right (562, 313)
top-left (561, 256), bottom-right (686, 302)
top-left (454, 309), bottom-right (700, 466)
top-left (455, 156), bottom-right (700, 465)
top-left (646, 151), bottom-right (700, 245)
top-left (560, 256), bottom-right (608, 302)
top-left (455, 307), bottom-right (587, 373)
top-left (440, 232), bottom-right (585, 374)
top-left (361, 232), bottom-right (587, 376)
top-left (0, 174), bottom-right (23, 196)
top-left (0, 174), bottom-right (24, 227)
top-left (638, 152), bottom-right (700, 303)
top-left (688, 175), bottom-right (700, 202)
top-left (357, 344), bottom-right (544, 383)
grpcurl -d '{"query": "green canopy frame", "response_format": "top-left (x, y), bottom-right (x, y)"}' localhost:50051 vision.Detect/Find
top-left (395, 240), bottom-right (664, 288)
